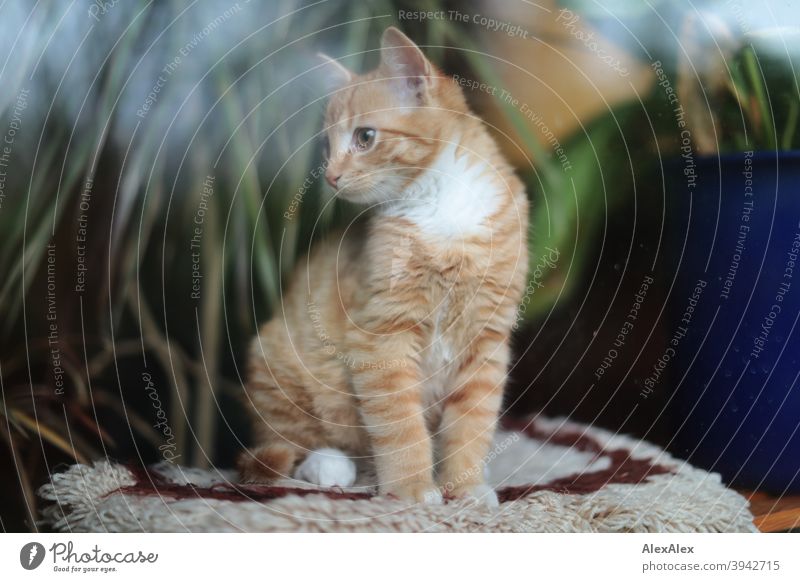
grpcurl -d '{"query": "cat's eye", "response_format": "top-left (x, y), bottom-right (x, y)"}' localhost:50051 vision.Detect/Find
top-left (353, 127), bottom-right (376, 151)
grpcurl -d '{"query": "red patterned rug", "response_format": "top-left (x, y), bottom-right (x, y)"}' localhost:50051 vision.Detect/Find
top-left (39, 416), bottom-right (756, 532)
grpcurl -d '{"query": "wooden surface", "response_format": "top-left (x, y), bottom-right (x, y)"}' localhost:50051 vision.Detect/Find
top-left (742, 491), bottom-right (800, 532)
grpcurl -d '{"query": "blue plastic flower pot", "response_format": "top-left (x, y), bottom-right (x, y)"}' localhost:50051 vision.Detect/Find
top-left (666, 150), bottom-right (800, 494)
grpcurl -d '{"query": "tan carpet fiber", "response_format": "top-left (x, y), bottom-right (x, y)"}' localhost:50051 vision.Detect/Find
top-left (39, 416), bottom-right (757, 532)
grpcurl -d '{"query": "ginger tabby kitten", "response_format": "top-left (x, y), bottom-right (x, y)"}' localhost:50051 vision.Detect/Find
top-left (238, 27), bottom-right (528, 507)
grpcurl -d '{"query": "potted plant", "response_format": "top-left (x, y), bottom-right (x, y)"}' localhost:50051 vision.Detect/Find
top-left (663, 15), bottom-right (800, 492)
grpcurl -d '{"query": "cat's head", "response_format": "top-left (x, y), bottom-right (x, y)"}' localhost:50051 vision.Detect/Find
top-left (318, 27), bottom-right (468, 204)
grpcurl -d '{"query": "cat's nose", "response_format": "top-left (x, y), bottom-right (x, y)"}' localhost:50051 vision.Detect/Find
top-left (325, 170), bottom-right (341, 188)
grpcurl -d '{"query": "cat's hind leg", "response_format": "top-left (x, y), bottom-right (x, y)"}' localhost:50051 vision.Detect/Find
top-left (238, 444), bottom-right (357, 487)
top-left (237, 443), bottom-right (300, 483)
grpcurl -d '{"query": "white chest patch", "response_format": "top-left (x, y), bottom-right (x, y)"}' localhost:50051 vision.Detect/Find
top-left (385, 143), bottom-right (500, 239)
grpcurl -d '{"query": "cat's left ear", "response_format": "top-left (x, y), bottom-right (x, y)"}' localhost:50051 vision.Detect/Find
top-left (379, 27), bottom-right (433, 101)
top-left (317, 53), bottom-right (354, 94)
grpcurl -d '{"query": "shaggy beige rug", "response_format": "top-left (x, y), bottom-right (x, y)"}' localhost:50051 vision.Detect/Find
top-left (39, 416), bottom-right (757, 532)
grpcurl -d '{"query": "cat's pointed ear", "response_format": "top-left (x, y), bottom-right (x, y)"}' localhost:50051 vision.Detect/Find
top-left (317, 53), bottom-right (353, 93)
top-left (379, 27), bottom-right (433, 98)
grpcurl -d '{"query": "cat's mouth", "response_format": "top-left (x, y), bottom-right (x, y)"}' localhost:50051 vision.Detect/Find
top-left (332, 182), bottom-right (365, 202)
top-left (332, 177), bottom-right (380, 203)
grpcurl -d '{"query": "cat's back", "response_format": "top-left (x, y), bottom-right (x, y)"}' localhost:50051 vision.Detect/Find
top-left (251, 224), bottom-right (367, 361)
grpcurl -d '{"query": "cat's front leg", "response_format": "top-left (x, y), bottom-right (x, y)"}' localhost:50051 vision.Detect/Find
top-left (348, 334), bottom-right (442, 504)
top-left (437, 334), bottom-right (509, 509)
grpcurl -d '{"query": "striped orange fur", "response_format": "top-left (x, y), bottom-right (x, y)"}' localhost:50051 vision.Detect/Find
top-left (239, 27), bottom-right (528, 507)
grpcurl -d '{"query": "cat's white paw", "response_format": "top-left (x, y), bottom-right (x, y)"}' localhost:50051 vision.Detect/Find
top-left (453, 483), bottom-right (499, 509)
top-left (294, 448), bottom-right (356, 488)
top-left (421, 487), bottom-right (444, 505)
